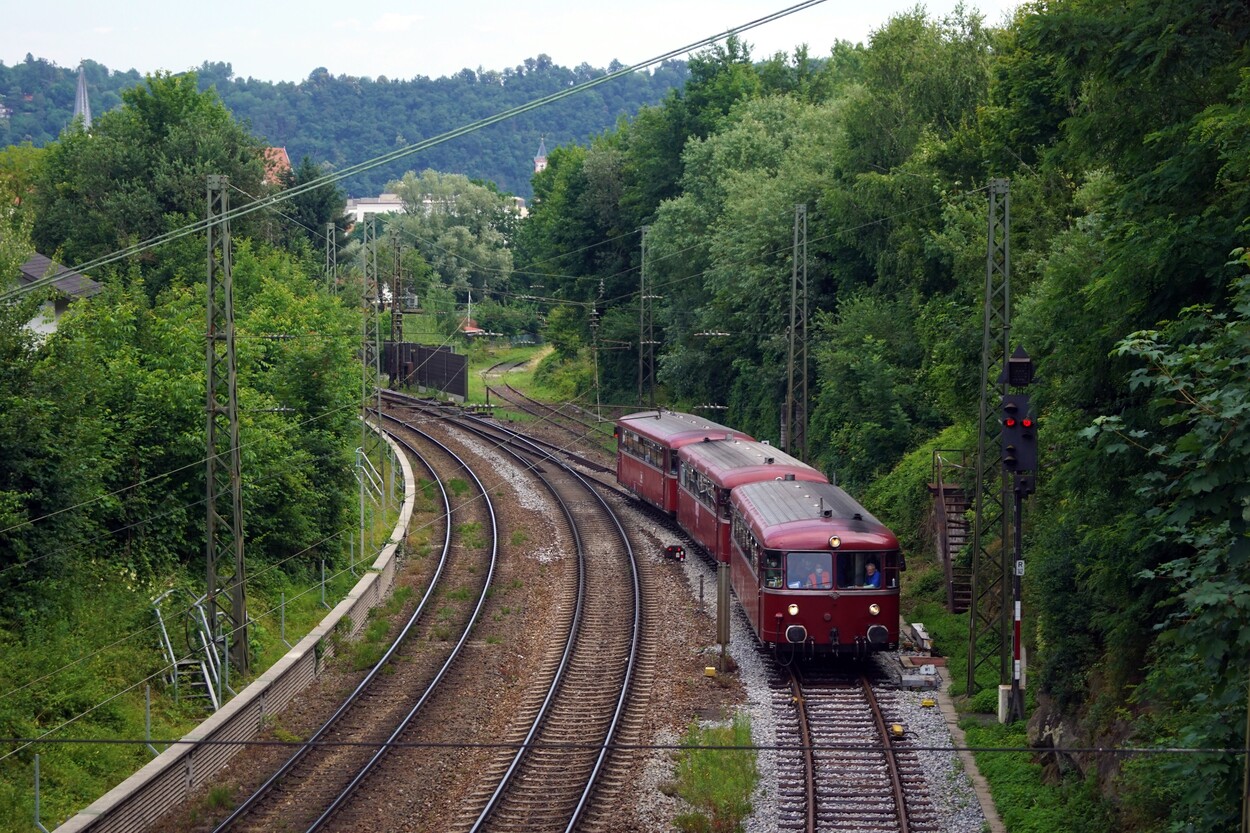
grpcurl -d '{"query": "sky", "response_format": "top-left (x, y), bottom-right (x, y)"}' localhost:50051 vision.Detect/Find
top-left (5, 1), bottom-right (1023, 84)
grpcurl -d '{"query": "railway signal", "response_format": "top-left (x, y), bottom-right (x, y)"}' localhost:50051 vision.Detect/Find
top-left (1000, 393), bottom-right (1037, 473)
top-left (664, 544), bottom-right (687, 562)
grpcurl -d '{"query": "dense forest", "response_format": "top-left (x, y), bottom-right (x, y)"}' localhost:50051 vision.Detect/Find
top-left (511, 2), bottom-right (1250, 831)
top-left (0, 54), bottom-right (689, 197)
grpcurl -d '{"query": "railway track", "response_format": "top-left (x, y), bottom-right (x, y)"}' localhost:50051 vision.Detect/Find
top-left (773, 667), bottom-right (940, 833)
top-left (379, 389), bottom-right (615, 476)
top-left (410, 411), bottom-right (641, 832)
top-left (208, 423), bottom-right (499, 833)
top-left (485, 382), bottom-right (614, 454)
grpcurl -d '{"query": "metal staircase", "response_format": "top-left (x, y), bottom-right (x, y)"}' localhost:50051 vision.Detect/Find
top-left (931, 450), bottom-right (973, 614)
top-left (152, 590), bottom-right (221, 711)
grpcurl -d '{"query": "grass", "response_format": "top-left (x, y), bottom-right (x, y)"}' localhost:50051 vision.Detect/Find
top-left (670, 714), bottom-right (758, 833)
top-left (465, 344), bottom-right (551, 404)
top-left (964, 721), bottom-right (1112, 833)
top-left (901, 557), bottom-right (1105, 830)
top-left (455, 521), bottom-right (486, 550)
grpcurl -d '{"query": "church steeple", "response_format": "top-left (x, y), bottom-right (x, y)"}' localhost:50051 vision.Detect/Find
top-left (534, 135), bottom-right (548, 173)
top-left (73, 65), bottom-right (91, 130)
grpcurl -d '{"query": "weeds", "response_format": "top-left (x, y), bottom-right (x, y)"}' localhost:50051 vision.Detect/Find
top-left (672, 714), bottom-right (757, 833)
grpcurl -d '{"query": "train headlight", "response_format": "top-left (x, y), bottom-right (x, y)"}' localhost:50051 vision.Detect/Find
top-left (787, 603), bottom-right (799, 616)
top-left (868, 603), bottom-right (881, 616)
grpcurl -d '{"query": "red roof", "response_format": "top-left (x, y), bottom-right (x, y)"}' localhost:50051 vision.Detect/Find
top-left (678, 438), bottom-right (825, 489)
top-left (262, 147), bottom-right (292, 185)
top-left (616, 411), bottom-right (752, 448)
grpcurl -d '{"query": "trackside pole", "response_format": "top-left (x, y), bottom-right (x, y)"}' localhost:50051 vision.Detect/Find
top-left (34, 754), bottom-right (49, 833)
top-left (717, 562), bottom-right (730, 669)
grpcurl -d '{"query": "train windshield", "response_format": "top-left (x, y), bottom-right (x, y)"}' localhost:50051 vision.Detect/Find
top-left (837, 552), bottom-right (886, 589)
top-left (785, 552), bottom-right (834, 590)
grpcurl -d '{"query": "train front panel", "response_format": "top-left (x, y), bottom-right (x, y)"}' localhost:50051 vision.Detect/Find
top-left (731, 481), bottom-right (902, 654)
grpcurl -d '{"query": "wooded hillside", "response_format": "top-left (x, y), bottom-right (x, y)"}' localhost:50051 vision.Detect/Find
top-left (0, 55), bottom-right (688, 197)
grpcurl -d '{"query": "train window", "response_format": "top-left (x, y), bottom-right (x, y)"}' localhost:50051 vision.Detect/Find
top-left (785, 552), bottom-right (833, 590)
top-left (836, 552), bottom-right (884, 589)
top-left (668, 450), bottom-right (679, 476)
top-left (763, 551), bottom-right (783, 588)
top-left (732, 513), bottom-right (752, 562)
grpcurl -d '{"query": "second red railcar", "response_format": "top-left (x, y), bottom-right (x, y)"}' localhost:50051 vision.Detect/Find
top-left (615, 411), bottom-right (752, 514)
top-left (730, 479), bottom-right (902, 655)
top-left (676, 438), bottom-right (826, 563)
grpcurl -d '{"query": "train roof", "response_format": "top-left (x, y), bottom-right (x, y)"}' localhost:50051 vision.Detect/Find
top-left (616, 410), bottom-right (753, 447)
top-left (732, 480), bottom-right (898, 551)
top-left (678, 438), bottom-right (826, 488)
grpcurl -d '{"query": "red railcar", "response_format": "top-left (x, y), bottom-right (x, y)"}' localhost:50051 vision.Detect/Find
top-left (730, 480), bottom-right (902, 655)
top-left (676, 439), bottom-right (826, 563)
top-left (615, 411), bottom-right (753, 514)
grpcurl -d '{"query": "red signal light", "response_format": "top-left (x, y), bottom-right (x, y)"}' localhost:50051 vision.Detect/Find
top-left (1004, 417), bottom-right (1018, 428)
top-left (1021, 418), bottom-right (1034, 429)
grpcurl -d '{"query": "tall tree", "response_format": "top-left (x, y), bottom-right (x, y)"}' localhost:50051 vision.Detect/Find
top-left (30, 71), bottom-right (266, 293)
top-left (387, 169), bottom-right (515, 299)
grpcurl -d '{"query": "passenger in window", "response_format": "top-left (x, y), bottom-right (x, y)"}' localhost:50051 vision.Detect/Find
top-left (863, 561), bottom-right (881, 588)
top-left (806, 563), bottom-right (832, 589)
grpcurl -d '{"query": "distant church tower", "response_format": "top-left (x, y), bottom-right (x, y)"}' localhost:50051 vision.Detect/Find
top-left (534, 136), bottom-right (548, 174)
top-left (73, 65), bottom-right (92, 130)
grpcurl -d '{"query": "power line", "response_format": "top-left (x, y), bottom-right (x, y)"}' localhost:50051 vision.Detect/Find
top-left (3, 735), bottom-right (1243, 758)
top-left (1, 0), bottom-right (832, 303)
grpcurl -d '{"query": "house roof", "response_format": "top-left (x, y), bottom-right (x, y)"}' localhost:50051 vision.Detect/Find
top-left (263, 147), bottom-right (292, 185)
top-left (18, 253), bottom-right (101, 298)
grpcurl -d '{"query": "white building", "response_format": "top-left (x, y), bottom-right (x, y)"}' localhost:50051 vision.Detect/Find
top-left (344, 194), bottom-right (405, 224)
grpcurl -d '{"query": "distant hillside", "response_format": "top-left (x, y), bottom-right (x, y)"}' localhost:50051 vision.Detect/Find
top-left (0, 55), bottom-right (689, 197)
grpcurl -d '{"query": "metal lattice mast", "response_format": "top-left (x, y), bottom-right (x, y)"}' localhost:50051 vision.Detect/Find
top-left (391, 244), bottom-right (404, 344)
top-left (324, 222), bottom-right (336, 291)
top-left (967, 179), bottom-right (1012, 695)
top-left (205, 175), bottom-right (248, 675)
top-left (389, 243), bottom-right (404, 388)
top-left (362, 217), bottom-right (382, 438)
top-left (638, 225), bottom-right (656, 407)
top-left (786, 204), bottom-right (809, 460)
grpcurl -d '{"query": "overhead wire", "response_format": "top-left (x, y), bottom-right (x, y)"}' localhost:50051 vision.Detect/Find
top-left (0, 443), bottom-right (364, 582)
